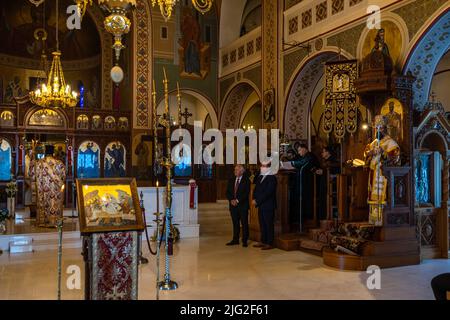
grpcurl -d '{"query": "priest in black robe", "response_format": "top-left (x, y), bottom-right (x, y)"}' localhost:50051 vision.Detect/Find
top-left (290, 144), bottom-right (320, 231)
top-left (315, 146), bottom-right (341, 220)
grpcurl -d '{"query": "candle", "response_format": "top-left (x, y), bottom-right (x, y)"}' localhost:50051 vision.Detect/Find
top-left (156, 180), bottom-right (160, 215)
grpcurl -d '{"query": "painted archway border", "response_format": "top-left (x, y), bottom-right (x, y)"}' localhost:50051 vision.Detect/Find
top-left (219, 80), bottom-right (261, 130)
top-left (402, 5), bottom-right (450, 111)
top-left (283, 49), bottom-right (353, 141)
top-left (133, 0), bottom-right (152, 129)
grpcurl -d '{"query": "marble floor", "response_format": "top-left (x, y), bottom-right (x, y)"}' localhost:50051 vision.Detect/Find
top-left (0, 202), bottom-right (448, 300)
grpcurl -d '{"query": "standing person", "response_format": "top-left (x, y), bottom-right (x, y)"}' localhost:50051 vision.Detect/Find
top-left (315, 146), bottom-right (340, 220)
top-left (252, 161), bottom-right (277, 250)
top-left (290, 144), bottom-right (320, 228)
top-left (226, 165), bottom-right (251, 247)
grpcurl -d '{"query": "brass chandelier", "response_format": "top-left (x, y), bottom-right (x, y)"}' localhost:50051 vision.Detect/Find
top-left (76, 0), bottom-right (136, 63)
top-left (152, 0), bottom-right (213, 22)
top-left (29, 0), bottom-right (78, 108)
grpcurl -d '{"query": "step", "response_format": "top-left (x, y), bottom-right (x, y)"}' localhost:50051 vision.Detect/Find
top-left (32, 237), bottom-right (82, 251)
top-left (9, 236), bottom-right (34, 254)
top-left (299, 238), bottom-right (327, 252)
top-left (361, 239), bottom-right (419, 256)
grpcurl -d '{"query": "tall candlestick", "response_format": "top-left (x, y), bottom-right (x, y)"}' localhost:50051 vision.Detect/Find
top-left (156, 180), bottom-right (160, 215)
top-left (163, 68), bottom-right (169, 117)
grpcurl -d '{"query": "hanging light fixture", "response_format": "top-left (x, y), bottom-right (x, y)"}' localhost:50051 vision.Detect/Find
top-left (151, 0), bottom-right (213, 22)
top-left (30, 0), bottom-right (78, 108)
top-left (75, 0), bottom-right (136, 63)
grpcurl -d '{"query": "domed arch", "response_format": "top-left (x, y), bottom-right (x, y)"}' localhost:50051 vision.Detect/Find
top-left (283, 50), bottom-right (352, 142)
top-left (219, 81), bottom-right (261, 130)
top-left (403, 7), bottom-right (450, 110)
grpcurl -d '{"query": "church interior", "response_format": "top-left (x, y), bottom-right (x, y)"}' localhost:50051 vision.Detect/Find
top-left (0, 0), bottom-right (449, 301)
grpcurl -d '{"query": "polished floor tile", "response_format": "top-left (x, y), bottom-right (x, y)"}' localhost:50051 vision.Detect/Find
top-left (0, 203), bottom-right (448, 300)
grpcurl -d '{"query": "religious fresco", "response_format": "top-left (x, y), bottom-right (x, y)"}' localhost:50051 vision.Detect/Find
top-left (0, 138), bottom-right (12, 181)
top-left (77, 141), bottom-right (100, 178)
top-left (178, 8), bottom-right (211, 79)
top-left (381, 98), bottom-right (403, 142)
top-left (28, 109), bottom-right (64, 127)
top-left (361, 21), bottom-right (403, 69)
top-left (104, 142), bottom-right (126, 178)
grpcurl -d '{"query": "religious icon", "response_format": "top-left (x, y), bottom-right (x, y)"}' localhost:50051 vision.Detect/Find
top-left (263, 88), bottom-right (275, 123)
top-left (381, 98), bottom-right (403, 142)
top-left (135, 140), bottom-right (150, 180)
top-left (178, 8), bottom-right (211, 79)
top-left (104, 142), bottom-right (126, 177)
top-left (371, 28), bottom-right (390, 57)
top-left (76, 178), bottom-right (144, 234)
top-left (332, 73), bottom-right (350, 93)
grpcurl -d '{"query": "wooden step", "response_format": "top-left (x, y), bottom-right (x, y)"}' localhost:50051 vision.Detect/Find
top-left (275, 233), bottom-right (302, 251)
top-left (377, 226), bottom-right (416, 241)
top-left (362, 239), bottom-right (419, 256)
top-left (323, 247), bottom-right (421, 271)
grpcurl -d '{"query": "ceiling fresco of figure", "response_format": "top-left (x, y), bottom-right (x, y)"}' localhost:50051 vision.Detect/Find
top-left (0, 0), bottom-right (100, 61)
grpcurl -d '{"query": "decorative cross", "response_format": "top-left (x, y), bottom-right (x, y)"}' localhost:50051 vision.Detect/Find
top-left (180, 108), bottom-right (192, 125)
top-left (105, 285), bottom-right (126, 300)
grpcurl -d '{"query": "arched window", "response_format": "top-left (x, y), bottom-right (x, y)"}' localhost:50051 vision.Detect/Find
top-left (76, 114), bottom-right (89, 130)
top-left (92, 115), bottom-right (102, 130)
top-left (104, 141), bottom-right (126, 177)
top-left (118, 117), bottom-right (129, 130)
top-left (104, 116), bottom-right (116, 130)
top-left (0, 138), bottom-right (12, 181)
top-left (77, 141), bottom-right (100, 178)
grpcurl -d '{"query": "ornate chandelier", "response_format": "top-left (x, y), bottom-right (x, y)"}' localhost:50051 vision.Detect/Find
top-left (152, 0), bottom-right (213, 22)
top-left (76, 0), bottom-right (135, 63)
top-left (30, 0), bottom-right (78, 108)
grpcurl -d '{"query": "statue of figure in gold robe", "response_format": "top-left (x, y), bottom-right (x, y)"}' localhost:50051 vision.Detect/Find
top-left (364, 115), bottom-right (400, 226)
top-left (30, 146), bottom-right (66, 227)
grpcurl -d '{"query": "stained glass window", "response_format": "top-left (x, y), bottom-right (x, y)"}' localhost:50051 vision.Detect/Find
top-left (0, 139), bottom-right (12, 181)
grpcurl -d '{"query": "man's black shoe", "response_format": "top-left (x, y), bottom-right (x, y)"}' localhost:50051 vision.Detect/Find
top-left (242, 242), bottom-right (248, 247)
top-left (226, 241), bottom-right (239, 246)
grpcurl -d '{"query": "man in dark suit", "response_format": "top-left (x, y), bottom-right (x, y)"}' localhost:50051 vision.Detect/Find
top-left (226, 165), bottom-right (251, 247)
top-left (252, 161), bottom-right (277, 250)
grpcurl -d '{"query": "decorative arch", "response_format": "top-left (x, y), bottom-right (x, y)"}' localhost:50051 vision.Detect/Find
top-left (24, 107), bottom-right (68, 129)
top-left (403, 8), bottom-right (450, 110)
top-left (356, 12), bottom-right (409, 67)
top-left (133, 0), bottom-right (153, 129)
top-left (220, 82), bottom-right (261, 130)
top-left (283, 50), bottom-right (351, 141)
top-left (219, 0), bottom-right (248, 47)
top-left (157, 89), bottom-right (219, 129)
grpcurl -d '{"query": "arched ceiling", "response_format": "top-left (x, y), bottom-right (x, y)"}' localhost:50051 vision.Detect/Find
top-left (0, 0), bottom-right (101, 60)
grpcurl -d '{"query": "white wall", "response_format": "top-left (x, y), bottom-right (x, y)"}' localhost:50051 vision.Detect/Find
top-left (219, 0), bottom-right (247, 48)
top-left (431, 50), bottom-right (450, 112)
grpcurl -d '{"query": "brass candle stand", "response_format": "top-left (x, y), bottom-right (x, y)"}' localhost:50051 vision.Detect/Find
top-left (155, 68), bottom-right (178, 291)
